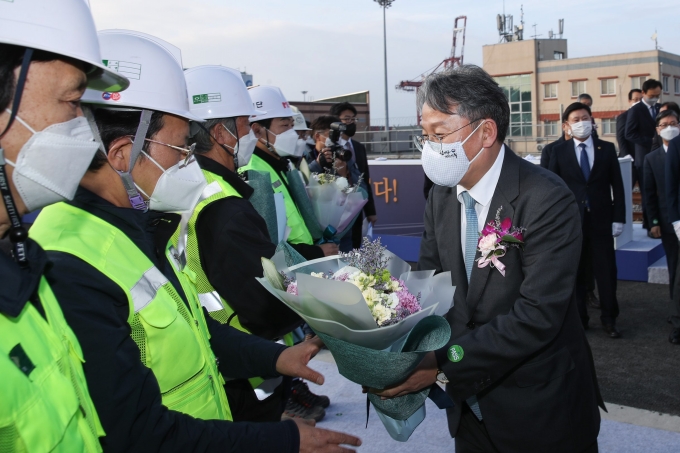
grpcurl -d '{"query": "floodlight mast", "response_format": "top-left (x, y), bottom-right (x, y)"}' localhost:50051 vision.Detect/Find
top-left (374, 0), bottom-right (394, 150)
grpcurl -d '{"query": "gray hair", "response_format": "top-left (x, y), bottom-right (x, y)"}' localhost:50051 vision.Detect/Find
top-left (417, 65), bottom-right (510, 144)
top-left (191, 117), bottom-right (238, 154)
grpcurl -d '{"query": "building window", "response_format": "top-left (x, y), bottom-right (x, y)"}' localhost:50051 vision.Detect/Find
top-left (571, 81), bottom-right (586, 97)
top-left (602, 118), bottom-right (616, 135)
top-left (600, 79), bottom-right (616, 95)
top-left (554, 51), bottom-right (564, 60)
top-left (544, 121), bottom-right (559, 136)
top-left (631, 76), bottom-right (647, 89)
top-left (675, 78), bottom-right (680, 95)
top-left (543, 83), bottom-right (558, 99)
top-left (663, 75), bottom-right (670, 93)
top-left (495, 74), bottom-right (532, 137)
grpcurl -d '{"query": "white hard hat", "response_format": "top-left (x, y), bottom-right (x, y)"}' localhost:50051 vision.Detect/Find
top-left (0, 0), bottom-right (128, 93)
top-left (81, 30), bottom-right (201, 122)
top-left (292, 112), bottom-right (311, 131)
top-left (184, 65), bottom-right (265, 120)
top-left (248, 85), bottom-right (294, 122)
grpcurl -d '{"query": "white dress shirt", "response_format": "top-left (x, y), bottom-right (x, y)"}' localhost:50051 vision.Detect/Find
top-left (664, 144), bottom-right (668, 153)
top-left (573, 135), bottom-right (594, 170)
top-left (457, 145), bottom-right (505, 256)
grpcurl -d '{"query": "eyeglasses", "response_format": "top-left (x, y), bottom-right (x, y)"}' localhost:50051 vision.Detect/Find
top-left (413, 118), bottom-right (482, 155)
top-left (134, 136), bottom-right (197, 168)
top-left (340, 117), bottom-right (357, 124)
top-left (658, 122), bottom-right (679, 128)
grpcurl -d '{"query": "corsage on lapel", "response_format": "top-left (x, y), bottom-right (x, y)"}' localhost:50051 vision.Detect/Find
top-left (476, 207), bottom-right (525, 276)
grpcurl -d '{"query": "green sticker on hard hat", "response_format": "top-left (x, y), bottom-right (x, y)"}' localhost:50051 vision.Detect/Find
top-left (102, 60), bottom-right (142, 80)
top-left (447, 345), bottom-right (464, 363)
top-left (192, 93), bottom-right (222, 104)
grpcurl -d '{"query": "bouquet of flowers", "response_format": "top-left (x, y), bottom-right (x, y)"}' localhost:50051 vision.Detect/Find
top-left (258, 238), bottom-right (456, 441)
top-left (286, 166), bottom-right (368, 244)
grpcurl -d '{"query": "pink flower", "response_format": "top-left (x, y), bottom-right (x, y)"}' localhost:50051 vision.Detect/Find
top-left (478, 233), bottom-right (499, 255)
top-left (500, 217), bottom-right (512, 234)
top-left (286, 282), bottom-right (298, 296)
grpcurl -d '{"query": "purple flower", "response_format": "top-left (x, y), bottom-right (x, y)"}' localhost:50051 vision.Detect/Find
top-left (286, 281), bottom-right (298, 296)
top-left (395, 282), bottom-right (422, 317)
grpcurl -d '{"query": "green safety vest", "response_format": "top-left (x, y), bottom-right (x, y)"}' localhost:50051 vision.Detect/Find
top-left (0, 277), bottom-right (104, 453)
top-left (30, 203), bottom-right (232, 422)
top-left (173, 170), bottom-right (293, 390)
top-left (240, 153), bottom-right (314, 245)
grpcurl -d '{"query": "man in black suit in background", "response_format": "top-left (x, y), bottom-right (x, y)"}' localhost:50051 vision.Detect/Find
top-left (329, 102), bottom-right (377, 250)
top-left (626, 79), bottom-right (663, 229)
top-left (644, 110), bottom-right (680, 305)
top-left (549, 102), bottom-right (626, 338)
top-left (375, 66), bottom-right (603, 453)
top-left (664, 130), bottom-right (680, 344)
top-left (617, 89), bottom-right (642, 162)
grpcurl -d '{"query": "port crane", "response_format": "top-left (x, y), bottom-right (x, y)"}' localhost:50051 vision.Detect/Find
top-left (396, 15), bottom-right (467, 123)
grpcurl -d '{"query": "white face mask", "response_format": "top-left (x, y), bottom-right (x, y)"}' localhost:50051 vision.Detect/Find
top-left (223, 124), bottom-right (257, 168)
top-left (4, 113), bottom-right (100, 212)
top-left (660, 125), bottom-right (680, 142)
top-left (421, 120), bottom-right (486, 188)
top-left (135, 152), bottom-right (207, 213)
top-left (568, 121), bottom-right (592, 140)
top-left (267, 128), bottom-right (299, 157)
top-left (294, 138), bottom-right (307, 157)
top-left (646, 97), bottom-right (659, 105)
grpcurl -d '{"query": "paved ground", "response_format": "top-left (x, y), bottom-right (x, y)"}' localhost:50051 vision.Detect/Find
top-left (309, 279), bottom-right (680, 452)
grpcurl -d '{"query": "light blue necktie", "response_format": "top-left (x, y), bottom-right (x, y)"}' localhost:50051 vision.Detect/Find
top-left (461, 191), bottom-right (483, 421)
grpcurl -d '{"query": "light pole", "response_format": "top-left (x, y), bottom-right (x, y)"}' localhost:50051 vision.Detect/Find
top-left (374, 0), bottom-right (394, 152)
top-left (301, 90), bottom-right (308, 102)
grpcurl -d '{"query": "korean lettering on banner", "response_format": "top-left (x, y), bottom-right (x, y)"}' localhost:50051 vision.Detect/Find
top-left (373, 177), bottom-right (398, 204)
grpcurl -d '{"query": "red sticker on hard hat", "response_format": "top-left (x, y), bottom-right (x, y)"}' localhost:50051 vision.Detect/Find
top-left (111, 92), bottom-right (121, 101)
top-left (282, 102), bottom-right (289, 108)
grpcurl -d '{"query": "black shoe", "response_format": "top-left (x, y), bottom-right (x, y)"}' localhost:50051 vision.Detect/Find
top-left (669, 328), bottom-right (680, 344)
top-left (586, 291), bottom-right (601, 309)
top-left (602, 324), bottom-right (621, 339)
top-left (291, 380), bottom-right (330, 409)
top-left (281, 397), bottom-right (326, 422)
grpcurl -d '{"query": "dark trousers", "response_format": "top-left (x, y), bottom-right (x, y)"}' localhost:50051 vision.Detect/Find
top-left (576, 213), bottom-right (620, 326)
top-left (661, 231), bottom-right (679, 300)
top-left (671, 241), bottom-right (680, 329)
top-left (636, 165), bottom-right (649, 229)
top-left (224, 377), bottom-right (289, 422)
top-left (454, 404), bottom-right (598, 453)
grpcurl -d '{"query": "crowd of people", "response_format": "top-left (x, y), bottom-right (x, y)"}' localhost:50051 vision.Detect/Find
top-left (0, 1), bottom-right (370, 452)
top-left (538, 80), bottom-right (680, 344)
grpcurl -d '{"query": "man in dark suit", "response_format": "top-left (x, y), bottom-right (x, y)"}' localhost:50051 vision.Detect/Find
top-left (616, 89), bottom-right (642, 161)
top-left (329, 102), bottom-right (377, 250)
top-left (664, 132), bottom-right (680, 344)
top-left (374, 66), bottom-right (603, 453)
top-left (549, 102), bottom-right (625, 337)
top-left (539, 133), bottom-right (565, 168)
top-left (626, 79), bottom-right (663, 229)
top-left (644, 110), bottom-right (680, 305)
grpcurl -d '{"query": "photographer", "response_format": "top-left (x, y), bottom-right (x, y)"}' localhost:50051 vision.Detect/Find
top-left (306, 115), bottom-right (351, 178)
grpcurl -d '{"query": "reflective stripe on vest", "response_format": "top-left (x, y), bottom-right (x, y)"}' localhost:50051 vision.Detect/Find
top-left (30, 203), bottom-right (232, 422)
top-left (0, 277), bottom-right (104, 452)
top-left (240, 153), bottom-right (314, 245)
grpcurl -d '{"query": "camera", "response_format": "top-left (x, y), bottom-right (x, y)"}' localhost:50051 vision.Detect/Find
top-left (319, 122), bottom-right (352, 168)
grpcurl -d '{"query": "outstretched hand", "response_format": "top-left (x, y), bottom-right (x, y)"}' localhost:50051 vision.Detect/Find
top-left (365, 351), bottom-right (438, 399)
top-left (276, 336), bottom-right (325, 384)
top-left (294, 418), bottom-right (362, 453)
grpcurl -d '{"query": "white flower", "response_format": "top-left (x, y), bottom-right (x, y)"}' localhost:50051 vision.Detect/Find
top-left (386, 293), bottom-right (400, 309)
top-left (362, 287), bottom-right (380, 306)
top-left (334, 177), bottom-right (349, 191)
top-left (371, 303), bottom-right (392, 325)
top-left (389, 280), bottom-right (402, 292)
top-left (311, 272), bottom-right (326, 279)
top-left (478, 233), bottom-right (499, 256)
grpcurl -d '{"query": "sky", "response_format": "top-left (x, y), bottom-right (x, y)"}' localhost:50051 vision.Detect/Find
top-left (89, 0), bottom-right (677, 124)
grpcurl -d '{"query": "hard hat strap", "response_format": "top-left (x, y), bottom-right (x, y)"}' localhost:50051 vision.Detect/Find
top-left (0, 48), bottom-right (34, 267)
top-left (117, 109), bottom-right (152, 211)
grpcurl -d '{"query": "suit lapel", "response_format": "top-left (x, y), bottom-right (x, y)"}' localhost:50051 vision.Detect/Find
top-left (465, 149), bottom-right (520, 319)
top-left (564, 139), bottom-right (588, 183)
top-left (590, 139), bottom-right (604, 178)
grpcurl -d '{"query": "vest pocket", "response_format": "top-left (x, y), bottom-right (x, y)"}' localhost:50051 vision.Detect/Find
top-left (161, 366), bottom-right (222, 420)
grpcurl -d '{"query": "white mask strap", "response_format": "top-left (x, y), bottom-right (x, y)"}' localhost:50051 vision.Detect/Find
top-left (4, 109), bottom-right (37, 135)
top-left (141, 150), bottom-right (169, 173)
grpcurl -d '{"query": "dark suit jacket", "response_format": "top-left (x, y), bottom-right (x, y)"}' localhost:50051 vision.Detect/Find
top-left (350, 138), bottom-right (376, 218)
top-left (539, 134), bottom-right (565, 168)
top-left (616, 110), bottom-right (634, 158)
top-left (420, 149), bottom-right (603, 453)
top-left (626, 101), bottom-right (660, 167)
top-left (644, 146), bottom-right (673, 234)
top-left (548, 138), bottom-right (625, 235)
top-left (665, 135), bottom-right (680, 223)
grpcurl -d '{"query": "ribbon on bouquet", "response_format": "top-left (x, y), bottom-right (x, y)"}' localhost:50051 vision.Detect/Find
top-left (317, 225), bottom-right (339, 245)
top-left (476, 246), bottom-right (507, 276)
